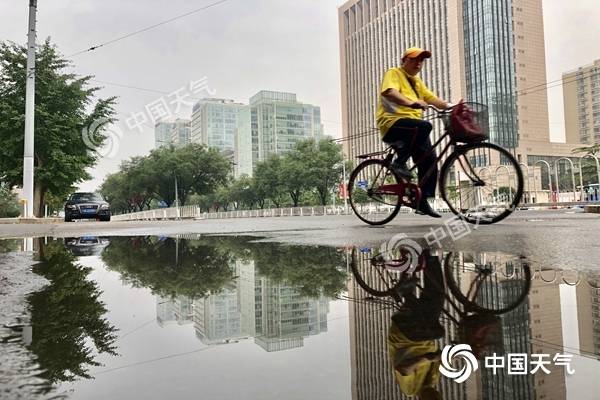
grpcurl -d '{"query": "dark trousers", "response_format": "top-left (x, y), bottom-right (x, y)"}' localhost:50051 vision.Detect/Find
top-left (392, 252), bottom-right (445, 341)
top-left (383, 119), bottom-right (438, 198)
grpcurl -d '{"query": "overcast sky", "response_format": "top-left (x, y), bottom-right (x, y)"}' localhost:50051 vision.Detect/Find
top-left (1, 0), bottom-right (599, 191)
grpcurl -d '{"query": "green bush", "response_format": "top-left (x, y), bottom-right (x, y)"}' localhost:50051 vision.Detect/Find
top-left (0, 184), bottom-right (20, 218)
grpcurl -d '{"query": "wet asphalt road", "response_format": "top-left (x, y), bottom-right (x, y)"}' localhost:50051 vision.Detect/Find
top-left (0, 210), bottom-right (598, 270)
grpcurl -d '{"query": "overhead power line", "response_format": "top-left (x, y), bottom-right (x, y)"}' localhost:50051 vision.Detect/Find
top-left (86, 68), bottom-right (599, 145)
top-left (68, 0), bottom-right (230, 57)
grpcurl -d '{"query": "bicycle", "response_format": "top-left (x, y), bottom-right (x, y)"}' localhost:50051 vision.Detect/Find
top-left (347, 102), bottom-right (524, 225)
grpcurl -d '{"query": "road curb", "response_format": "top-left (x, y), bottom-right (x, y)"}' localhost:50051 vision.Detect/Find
top-left (0, 218), bottom-right (62, 224)
top-left (584, 205), bottom-right (600, 214)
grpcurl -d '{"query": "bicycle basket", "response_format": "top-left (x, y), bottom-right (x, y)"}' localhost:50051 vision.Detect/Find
top-left (449, 102), bottom-right (489, 143)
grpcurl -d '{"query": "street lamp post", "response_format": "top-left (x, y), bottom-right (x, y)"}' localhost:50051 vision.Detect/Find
top-left (22, 0), bottom-right (38, 218)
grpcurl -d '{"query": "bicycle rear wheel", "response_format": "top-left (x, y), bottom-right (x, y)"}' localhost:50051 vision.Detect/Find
top-left (439, 142), bottom-right (523, 224)
top-left (351, 250), bottom-right (409, 297)
top-left (348, 159), bottom-right (401, 225)
top-left (443, 252), bottom-right (531, 315)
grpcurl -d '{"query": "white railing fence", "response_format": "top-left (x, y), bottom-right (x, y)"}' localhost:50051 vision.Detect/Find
top-left (111, 203), bottom-right (426, 222)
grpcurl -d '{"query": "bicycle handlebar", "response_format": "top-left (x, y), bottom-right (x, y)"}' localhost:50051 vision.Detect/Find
top-left (410, 103), bottom-right (453, 113)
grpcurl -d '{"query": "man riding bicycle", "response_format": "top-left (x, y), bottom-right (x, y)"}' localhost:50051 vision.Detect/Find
top-left (376, 47), bottom-right (452, 218)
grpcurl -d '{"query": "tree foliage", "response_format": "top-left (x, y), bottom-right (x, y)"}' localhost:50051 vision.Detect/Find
top-left (0, 39), bottom-right (117, 216)
top-left (0, 183), bottom-right (19, 217)
top-left (27, 239), bottom-right (118, 384)
top-left (100, 144), bottom-right (232, 213)
top-left (101, 138), bottom-right (346, 213)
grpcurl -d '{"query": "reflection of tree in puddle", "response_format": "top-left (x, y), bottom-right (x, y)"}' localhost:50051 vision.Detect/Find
top-left (27, 239), bottom-right (118, 386)
top-left (101, 237), bottom-right (236, 299)
top-left (101, 236), bottom-right (347, 300)
top-left (205, 236), bottom-right (347, 298)
top-left (0, 238), bottom-right (20, 253)
top-left (100, 236), bottom-right (347, 351)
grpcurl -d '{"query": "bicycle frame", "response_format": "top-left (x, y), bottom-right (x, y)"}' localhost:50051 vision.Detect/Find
top-left (361, 114), bottom-right (486, 205)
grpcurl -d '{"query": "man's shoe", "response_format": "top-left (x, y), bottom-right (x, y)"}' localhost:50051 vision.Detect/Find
top-left (416, 200), bottom-right (442, 218)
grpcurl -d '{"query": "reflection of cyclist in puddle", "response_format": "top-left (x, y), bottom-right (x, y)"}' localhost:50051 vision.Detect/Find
top-left (387, 250), bottom-right (444, 400)
top-left (387, 250), bottom-right (501, 400)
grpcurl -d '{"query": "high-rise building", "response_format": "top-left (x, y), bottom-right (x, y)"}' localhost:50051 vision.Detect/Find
top-left (169, 118), bottom-right (191, 148)
top-left (563, 59), bottom-right (600, 145)
top-left (191, 98), bottom-right (245, 153)
top-left (154, 120), bottom-right (176, 149)
top-left (249, 91), bottom-right (323, 170)
top-left (338, 0), bottom-right (583, 175)
top-left (463, 0), bottom-right (518, 149)
top-left (235, 106), bottom-right (254, 177)
top-left (339, 0), bottom-right (463, 161)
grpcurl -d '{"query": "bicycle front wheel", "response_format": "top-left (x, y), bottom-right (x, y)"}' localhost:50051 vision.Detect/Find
top-left (443, 252), bottom-right (531, 315)
top-left (348, 159), bottom-right (401, 225)
top-left (439, 142), bottom-right (523, 224)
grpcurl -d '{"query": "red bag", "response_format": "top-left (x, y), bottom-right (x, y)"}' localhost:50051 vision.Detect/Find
top-left (450, 103), bottom-right (488, 143)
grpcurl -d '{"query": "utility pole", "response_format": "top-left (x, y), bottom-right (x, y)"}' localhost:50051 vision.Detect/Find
top-left (342, 160), bottom-right (348, 213)
top-left (22, 0), bottom-right (38, 218)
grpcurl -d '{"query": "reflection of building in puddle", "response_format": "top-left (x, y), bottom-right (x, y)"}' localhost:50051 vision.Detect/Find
top-left (455, 253), bottom-right (567, 399)
top-left (350, 250), bottom-right (567, 400)
top-left (156, 296), bottom-right (194, 327)
top-left (576, 274), bottom-right (600, 360)
top-left (528, 278), bottom-right (567, 399)
top-left (349, 250), bottom-right (404, 400)
top-left (157, 259), bottom-right (330, 351)
top-left (349, 251), bottom-right (471, 400)
top-left (193, 260), bottom-right (252, 345)
top-left (254, 271), bottom-right (329, 352)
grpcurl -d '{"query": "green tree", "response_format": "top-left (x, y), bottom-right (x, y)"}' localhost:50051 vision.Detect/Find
top-left (100, 171), bottom-right (132, 214)
top-left (572, 145), bottom-right (600, 186)
top-left (27, 239), bottom-right (118, 384)
top-left (121, 156), bottom-right (155, 211)
top-left (0, 39), bottom-right (117, 216)
top-left (0, 183), bottom-right (20, 217)
top-left (280, 145), bottom-right (312, 207)
top-left (229, 175), bottom-right (259, 209)
top-left (573, 144), bottom-right (600, 156)
top-left (254, 155), bottom-right (287, 208)
top-left (306, 139), bottom-right (344, 206)
top-left (145, 144), bottom-right (231, 207)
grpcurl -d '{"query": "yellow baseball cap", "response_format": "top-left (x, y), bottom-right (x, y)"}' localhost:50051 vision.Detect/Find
top-left (402, 47), bottom-right (432, 59)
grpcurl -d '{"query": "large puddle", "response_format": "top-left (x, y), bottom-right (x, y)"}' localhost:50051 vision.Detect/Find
top-left (0, 235), bottom-right (599, 399)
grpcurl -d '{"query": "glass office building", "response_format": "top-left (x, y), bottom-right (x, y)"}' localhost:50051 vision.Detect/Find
top-left (249, 91), bottom-right (323, 169)
top-left (191, 98), bottom-right (245, 153)
top-left (463, 0), bottom-right (518, 149)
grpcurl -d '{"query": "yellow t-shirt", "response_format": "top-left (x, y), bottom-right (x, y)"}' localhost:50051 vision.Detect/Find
top-left (387, 323), bottom-right (440, 396)
top-left (376, 67), bottom-right (437, 138)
